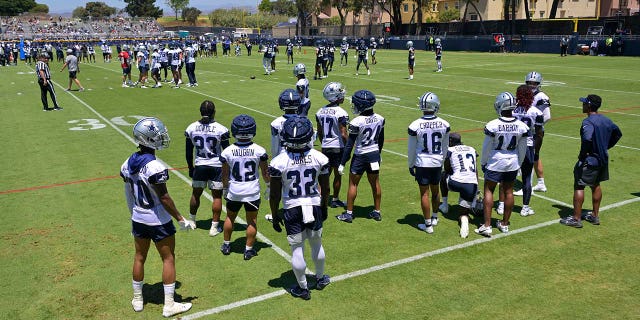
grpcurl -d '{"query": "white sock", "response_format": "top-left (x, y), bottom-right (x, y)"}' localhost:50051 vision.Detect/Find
top-left (291, 245), bottom-right (308, 289)
top-left (499, 201), bottom-right (504, 207)
top-left (189, 214), bottom-right (196, 221)
top-left (425, 218), bottom-right (432, 226)
top-left (212, 221), bottom-right (219, 228)
top-left (537, 178), bottom-right (545, 185)
top-left (163, 283), bottom-right (175, 305)
top-left (245, 245), bottom-right (252, 251)
top-left (431, 212), bottom-right (438, 219)
top-left (132, 280), bottom-right (143, 297)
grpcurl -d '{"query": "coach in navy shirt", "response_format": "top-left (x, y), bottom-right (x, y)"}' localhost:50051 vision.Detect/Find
top-left (560, 94), bottom-right (622, 228)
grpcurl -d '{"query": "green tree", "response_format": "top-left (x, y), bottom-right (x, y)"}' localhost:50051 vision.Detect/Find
top-left (182, 6), bottom-right (201, 25)
top-left (29, 3), bottom-right (49, 14)
top-left (258, 0), bottom-right (273, 14)
top-left (295, 0), bottom-right (321, 36)
top-left (124, 0), bottom-right (163, 18)
top-left (437, 8), bottom-right (459, 22)
top-left (272, 0), bottom-right (296, 16)
top-left (86, 2), bottom-right (116, 18)
top-left (322, 0), bottom-right (351, 35)
top-left (0, 0), bottom-right (37, 16)
top-left (72, 6), bottom-right (89, 19)
top-left (375, 0), bottom-right (402, 35)
top-left (166, 0), bottom-right (189, 20)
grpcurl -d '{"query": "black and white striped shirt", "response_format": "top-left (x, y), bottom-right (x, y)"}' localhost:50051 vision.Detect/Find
top-left (35, 61), bottom-right (51, 80)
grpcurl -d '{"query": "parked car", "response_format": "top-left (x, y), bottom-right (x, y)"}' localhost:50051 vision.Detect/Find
top-left (587, 26), bottom-right (604, 35)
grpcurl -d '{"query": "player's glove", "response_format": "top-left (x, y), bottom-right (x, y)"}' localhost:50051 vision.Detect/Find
top-left (272, 213), bottom-right (283, 233)
top-left (188, 167), bottom-right (194, 178)
top-left (263, 183), bottom-right (270, 200)
top-left (337, 165), bottom-right (345, 176)
top-left (408, 166), bottom-right (415, 177)
top-left (178, 216), bottom-right (196, 231)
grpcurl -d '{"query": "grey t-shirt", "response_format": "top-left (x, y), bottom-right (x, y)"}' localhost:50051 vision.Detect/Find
top-left (65, 54), bottom-right (78, 72)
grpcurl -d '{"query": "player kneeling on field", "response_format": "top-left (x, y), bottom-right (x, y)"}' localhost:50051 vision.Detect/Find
top-left (439, 133), bottom-right (483, 238)
top-left (268, 117), bottom-right (331, 300)
top-left (220, 115), bottom-right (270, 260)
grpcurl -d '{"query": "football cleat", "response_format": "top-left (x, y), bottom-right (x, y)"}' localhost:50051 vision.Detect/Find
top-left (582, 213), bottom-right (600, 225)
top-left (418, 223), bottom-right (434, 234)
top-left (520, 206), bottom-right (535, 217)
top-left (513, 189), bottom-right (524, 196)
top-left (290, 285), bottom-right (311, 300)
top-left (243, 249), bottom-right (257, 260)
top-left (560, 216), bottom-right (583, 228)
top-left (316, 275), bottom-right (331, 290)
top-left (368, 211), bottom-right (381, 221)
top-left (496, 202), bottom-right (504, 215)
top-left (162, 302), bottom-right (192, 318)
top-left (474, 225), bottom-right (492, 237)
top-left (330, 199), bottom-right (346, 208)
top-left (131, 295), bottom-right (143, 312)
top-left (438, 202), bottom-right (449, 214)
top-left (209, 224), bottom-right (223, 237)
top-left (460, 215), bottom-right (469, 238)
top-left (220, 243), bottom-right (231, 255)
top-left (431, 215), bottom-right (439, 226)
top-left (532, 184), bottom-right (547, 192)
top-left (336, 212), bottom-right (354, 223)
top-left (133, 117), bottom-right (170, 150)
top-left (495, 220), bottom-right (509, 233)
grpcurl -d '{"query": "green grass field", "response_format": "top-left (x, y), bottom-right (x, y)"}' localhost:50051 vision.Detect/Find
top-left (1, 48), bottom-right (639, 319)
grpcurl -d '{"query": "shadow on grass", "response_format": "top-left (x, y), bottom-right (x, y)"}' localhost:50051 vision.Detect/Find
top-left (397, 213), bottom-right (425, 231)
top-left (553, 204), bottom-right (576, 218)
top-left (194, 218), bottom-right (251, 232)
top-left (267, 270), bottom-right (325, 291)
top-left (141, 281), bottom-right (197, 306)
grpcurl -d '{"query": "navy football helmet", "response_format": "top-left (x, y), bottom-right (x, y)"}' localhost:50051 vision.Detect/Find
top-left (351, 90), bottom-right (376, 114)
top-left (281, 117), bottom-right (314, 150)
top-left (231, 114), bottom-right (257, 140)
top-left (278, 88), bottom-right (302, 111)
top-left (133, 117), bottom-right (170, 150)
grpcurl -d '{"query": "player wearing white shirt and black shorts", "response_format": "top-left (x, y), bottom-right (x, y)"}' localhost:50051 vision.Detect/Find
top-left (316, 82), bottom-right (349, 208)
top-left (407, 92), bottom-right (450, 234)
top-left (220, 115), bottom-right (269, 260)
top-left (184, 101), bottom-right (230, 236)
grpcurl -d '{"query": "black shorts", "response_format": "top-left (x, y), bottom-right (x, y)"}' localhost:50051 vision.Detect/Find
top-left (283, 206), bottom-right (324, 236)
top-left (68, 71), bottom-right (77, 79)
top-left (226, 199), bottom-right (261, 212)
top-left (483, 169), bottom-right (518, 183)
top-left (350, 152), bottom-right (380, 175)
top-left (447, 179), bottom-right (477, 202)
top-left (131, 220), bottom-right (176, 242)
top-left (414, 167), bottom-right (442, 186)
top-left (574, 159), bottom-right (607, 189)
top-left (322, 148), bottom-right (343, 168)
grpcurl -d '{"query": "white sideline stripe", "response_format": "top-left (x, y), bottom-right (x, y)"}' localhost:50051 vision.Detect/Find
top-left (57, 80), bottom-right (298, 269)
top-left (600, 196), bottom-right (640, 211)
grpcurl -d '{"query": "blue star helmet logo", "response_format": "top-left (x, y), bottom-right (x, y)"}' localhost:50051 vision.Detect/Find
top-left (147, 123), bottom-right (157, 132)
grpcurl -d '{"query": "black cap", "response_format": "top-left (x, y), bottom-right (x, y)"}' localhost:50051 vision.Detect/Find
top-left (579, 94), bottom-right (602, 110)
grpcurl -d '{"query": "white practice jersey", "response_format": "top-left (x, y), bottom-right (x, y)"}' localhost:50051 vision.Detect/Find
top-left (184, 121), bottom-right (230, 167)
top-left (296, 78), bottom-right (310, 105)
top-left (316, 105), bottom-right (349, 148)
top-left (446, 145), bottom-right (479, 185)
top-left (532, 90), bottom-right (551, 123)
top-left (151, 52), bottom-right (160, 69)
top-left (137, 50), bottom-right (148, 67)
top-left (407, 115), bottom-right (450, 168)
top-left (270, 114), bottom-right (298, 157)
top-left (268, 149), bottom-right (329, 209)
top-left (481, 117), bottom-right (530, 172)
top-left (170, 48), bottom-right (182, 66)
top-left (184, 46), bottom-right (196, 63)
top-left (120, 154), bottom-right (172, 226)
top-left (220, 142), bottom-right (268, 202)
top-left (513, 105), bottom-right (544, 147)
top-left (349, 113), bottom-right (385, 155)
top-left (160, 48), bottom-right (169, 63)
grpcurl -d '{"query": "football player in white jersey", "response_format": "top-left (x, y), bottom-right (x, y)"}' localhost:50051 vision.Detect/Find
top-left (439, 133), bottom-right (480, 238)
top-left (271, 89), bottom-right (302, 157)
top-left (336, 90), bottom-right (385, 223)
top-left (293, 63), bottom-right (311, 116)
top-left (498, 85), bottom-right (544, 216)
top-left (184, 101), bottom-right (231, 236)
top-left (135, 45), bottom-right (149, 88)
top-left (169, 42), bottom-right (183, 88)
top-left (184, 41), bottom-right (198, 87)
top-left (407, 92), bottom-right (450, 234)
top-left (316, 82), bottom-right (349, 209)
top-left (340, 37), bottom-right (349, 66)
top-left (268, 117), bottom-right (331, 300)
top-left (121, 117), bottom-right (194, 318)
top-left (220, 115), bottom-right (270, 260)
top-left (525, 71), bottom-right (551, 192)
top-left (150, 47), bottom-right (162, 88)
top-left (475, 92), bottom-right (529, 237)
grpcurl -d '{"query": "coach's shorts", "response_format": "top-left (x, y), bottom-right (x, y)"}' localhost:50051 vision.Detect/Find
top-left (192, 165), bottom-right (223, 190)
top-left (322, 148), bottom-right (343, 168)
top-left (138, 65), bottom-right (149, 73)
top-left (350, 152), bottom-right (380, 175)
top-left (574, 158), bottom-right (607, 189)
top-left (131, 220), bottom-right (176, 243)
top-left (122, 67), bottom-right (131, 75)
top-left (226, 199), bottom-right (261, 212)
top-left (414, 167), bottom-right (442, 186)
top-left (483, 169), bottom-right (518, 183)
top-left (68, 71), bottom-right (77, 79)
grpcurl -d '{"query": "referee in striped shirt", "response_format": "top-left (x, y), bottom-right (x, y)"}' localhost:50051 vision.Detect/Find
top-left (36, 53), bottom-right (62, 111)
